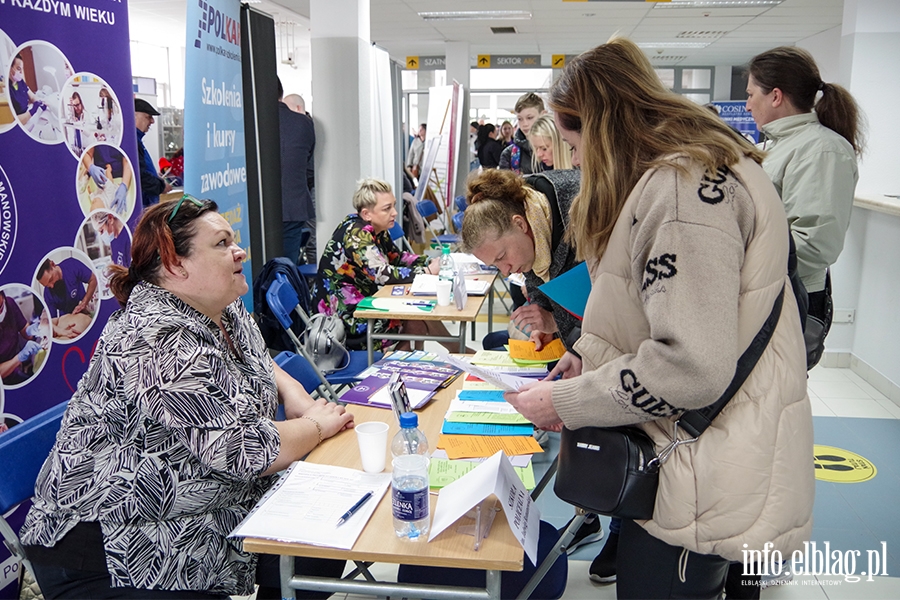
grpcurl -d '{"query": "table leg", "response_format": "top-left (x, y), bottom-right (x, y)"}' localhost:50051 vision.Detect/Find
top-left (280, 555), bottom-right (296, 600)
top-left (367, 319), bottom-right (374, 365)
top-left (488, 284), bottom-right (494, 333)
top-left (486, 569), bottom-right (502, 600)
top-left (459, 322), bottom-right (466, 353)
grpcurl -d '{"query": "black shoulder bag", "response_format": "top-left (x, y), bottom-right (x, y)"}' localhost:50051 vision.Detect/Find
top-left (554, 286), bottom-right (785, 520)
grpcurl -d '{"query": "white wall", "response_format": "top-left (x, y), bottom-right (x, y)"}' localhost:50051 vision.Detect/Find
top-left (828, 0), bottom-right (900, 387)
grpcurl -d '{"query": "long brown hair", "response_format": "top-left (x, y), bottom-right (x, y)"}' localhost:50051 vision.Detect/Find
top-left (549, 37), bottom-right (763, 261)
top-left (749, 46), bottom-right (864, 155)
top-left (108, 197), bottom-right (218, 306)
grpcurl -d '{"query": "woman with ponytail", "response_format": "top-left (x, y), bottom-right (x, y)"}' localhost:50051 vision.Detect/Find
top-left (747, 46), bottom-right (864, 323)
top-left (23, 197), bottom-right (352, 599)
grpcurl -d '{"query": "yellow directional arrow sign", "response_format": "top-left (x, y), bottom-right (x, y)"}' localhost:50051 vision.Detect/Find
top-left (406, 56), bottom-right (419, 69)
top-left (477, 55), bottom-right (491, 68)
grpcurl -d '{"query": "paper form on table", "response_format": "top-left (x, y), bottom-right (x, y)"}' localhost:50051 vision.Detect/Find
top-left (230, 461), bottom-right (391, 549)
top-left (429, 457), bottom-right (535, 491)
top-left (431, 448), bottom-right (532, 468)
top-left (507, 338), bottom-right (567, 362)
top-left (449, 397), bottom-right (520, 413)
top-left (437, 434), bottom-right (543, 459)
top-left (437, 354), bottom-right (533, 391)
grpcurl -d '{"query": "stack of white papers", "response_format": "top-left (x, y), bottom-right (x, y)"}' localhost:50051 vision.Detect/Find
top-left (230, 461), bottom-right (391, 550)
top-left (411, 274), bottom-right (492, 296)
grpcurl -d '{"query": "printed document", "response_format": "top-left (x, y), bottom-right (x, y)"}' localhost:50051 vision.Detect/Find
top-left (230, 461), bottom-right (391, 550)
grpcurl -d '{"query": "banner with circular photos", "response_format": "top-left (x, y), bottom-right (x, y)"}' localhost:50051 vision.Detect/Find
top-left (0, 2), bottom-right (136, 589)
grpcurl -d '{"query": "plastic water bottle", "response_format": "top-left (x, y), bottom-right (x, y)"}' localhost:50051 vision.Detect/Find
top-left (391, 453), bottom-right (430, 540)
top-left (438, 244), bottom-right (455, 300)
top-left (390, 413), bottom-right (430, 540)
top-left (390, 412), bottom-right (429, 459)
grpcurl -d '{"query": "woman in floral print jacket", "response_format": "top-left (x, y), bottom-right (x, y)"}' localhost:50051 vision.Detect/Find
top-left (312, 178), bottom-right (455, 351)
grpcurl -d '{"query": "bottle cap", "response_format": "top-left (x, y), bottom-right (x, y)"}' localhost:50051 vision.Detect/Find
top-left (441, 244), bottom-right (450, 254)
top-left (399, 412), bottom-right (418, 428)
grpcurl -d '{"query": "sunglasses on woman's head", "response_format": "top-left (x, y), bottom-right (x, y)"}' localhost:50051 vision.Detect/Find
top-left (168, 194), bottom-right (204, 222)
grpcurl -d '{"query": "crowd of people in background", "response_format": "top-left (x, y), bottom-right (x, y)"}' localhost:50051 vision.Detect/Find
top-left (16, 33), bottom-right (866, 600)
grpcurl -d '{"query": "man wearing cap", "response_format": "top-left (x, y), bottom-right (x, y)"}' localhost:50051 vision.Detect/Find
top-left (135, 98), bottom-right (171, 207)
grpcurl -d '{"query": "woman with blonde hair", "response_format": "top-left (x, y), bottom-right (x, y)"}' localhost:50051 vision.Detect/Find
top-left (504, 37), bottom-right (813, 599)
top-left (462, 168), bottom-right (581, 351)
top-left (528, 114), bottom-right (572, 172)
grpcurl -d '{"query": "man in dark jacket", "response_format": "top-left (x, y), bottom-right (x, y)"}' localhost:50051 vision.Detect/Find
top-left (278, 81), bottom-right (316, 264)
top-left (135, 98), bottom-right (171, 207)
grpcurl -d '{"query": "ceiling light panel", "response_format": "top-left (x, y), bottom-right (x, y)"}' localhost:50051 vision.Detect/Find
top-left (418, 11), bottom-right (533, 21)
top-left (654, 0), bottom-right (782, 8)
top-left (638, 42), bottom-right (712, 48)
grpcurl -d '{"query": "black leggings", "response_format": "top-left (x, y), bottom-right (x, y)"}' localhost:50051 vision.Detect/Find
top-left (616, 518), bottom-right (730, 599)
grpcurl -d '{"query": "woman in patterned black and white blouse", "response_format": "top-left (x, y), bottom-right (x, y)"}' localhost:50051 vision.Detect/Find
top-left (22, 197), bottom-right (354, 599)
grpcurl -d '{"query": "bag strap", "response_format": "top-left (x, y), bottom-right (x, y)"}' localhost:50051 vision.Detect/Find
top-left (677, 284), bottom-right (785, 439)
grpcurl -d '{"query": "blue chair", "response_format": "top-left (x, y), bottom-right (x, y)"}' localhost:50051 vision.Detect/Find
top-left (0, 401), bottom-right (68, 577)
top-left (452, 211), bottom-right (464, 234)
top-left (388, 220), bottom-right (414, 253)
top-left (397, 520), bottom-right (568, 599)
top-left (454, 195), bottom-right (467, 213)
top-left (415, 200), bottom-right (459, 246)
top-left (274, 351), bottom-right (325, 395)
top-left (266, 273), bottom-right (379, 401)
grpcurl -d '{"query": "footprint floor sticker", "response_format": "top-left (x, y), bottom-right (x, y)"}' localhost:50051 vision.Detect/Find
top-left (813, 445), bottom-right (877, 483)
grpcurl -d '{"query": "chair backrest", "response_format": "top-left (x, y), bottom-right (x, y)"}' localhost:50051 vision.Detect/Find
top-left (254, 258), bottom-right (311, 351)
top-left (452, 211), bottom-right (464, 234)
top-left (416, 199), bottom-right (438, 219)
top-left (268, 279), bottom-right (342, 403)
top-left (274, 351), bottom-right (323, 395)
top-left (0, 401), bottom-right (68, 514)
top-left (266, 273), bottom-right (303, 331)
top-left (454, 195), bottom-right (467, 213)
top-left (388, 220), bottom-right (405, 243)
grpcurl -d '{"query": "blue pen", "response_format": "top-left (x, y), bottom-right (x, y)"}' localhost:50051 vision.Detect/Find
top-left (336, 491), bottom-right (374, 527)
top-left (405, 301), bottom-right (434, 307)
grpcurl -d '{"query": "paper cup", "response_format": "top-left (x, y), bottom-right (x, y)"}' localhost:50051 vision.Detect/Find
top-left (355, 421), bottom-right (389, 473)
top-left (436, 279), bottom-right (452, 306)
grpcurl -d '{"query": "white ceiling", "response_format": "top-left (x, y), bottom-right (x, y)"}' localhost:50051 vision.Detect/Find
top-left (128, 0), bottom-right (845, 67)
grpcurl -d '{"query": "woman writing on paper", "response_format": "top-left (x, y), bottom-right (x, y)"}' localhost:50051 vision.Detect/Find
top-left (462, 167), bottom-right (581, 351)
top-left (504, 38), bottom-right (813, 599)
top-left (313, 178), bottom-right (463, 352)
top-left (22, 196), bottom-right (353, 599)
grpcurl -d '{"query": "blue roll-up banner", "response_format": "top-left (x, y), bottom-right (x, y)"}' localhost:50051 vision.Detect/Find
top-left (184, 0), bottom-right (253, 310)
top-left (711, 100), bottom-right (760, 144)
top-left (0, 0), bottom-right (136, 595)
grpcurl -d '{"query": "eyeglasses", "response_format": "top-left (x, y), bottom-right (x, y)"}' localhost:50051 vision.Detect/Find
top-left (168, 194), bottom-right (204, 222)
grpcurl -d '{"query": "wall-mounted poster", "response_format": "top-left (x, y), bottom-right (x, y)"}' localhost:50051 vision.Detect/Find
top-left (184, 0), bottom-right (253, 309)
top-left (711, 100), bottom-right (760, 144)
top-left (0, 1), bottom-right (137, 596)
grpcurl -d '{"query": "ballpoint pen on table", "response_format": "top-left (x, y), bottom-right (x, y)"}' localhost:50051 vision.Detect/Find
top-left (336, 491), bottom-right (375, 527)
top-left (405, 301), bottom-right (434, 307)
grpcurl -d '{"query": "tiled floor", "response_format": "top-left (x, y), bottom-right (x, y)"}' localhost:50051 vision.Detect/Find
top-left (256, 300), bottom-right (900, 600)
